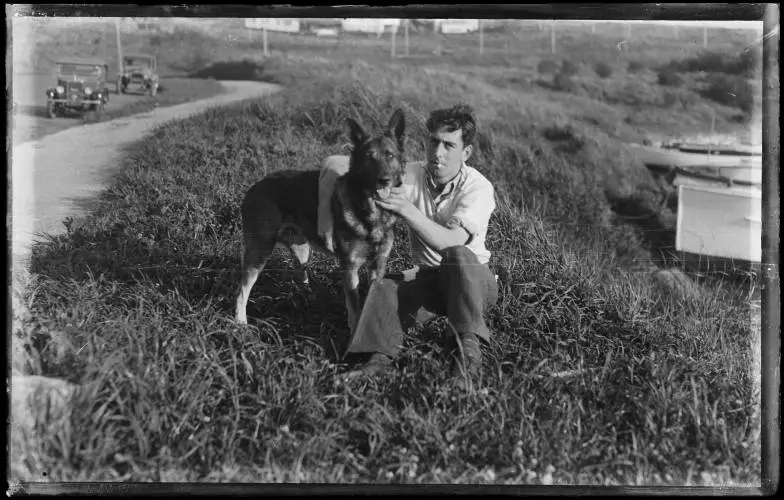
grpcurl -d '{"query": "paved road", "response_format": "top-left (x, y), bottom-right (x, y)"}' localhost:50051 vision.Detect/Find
top-left (11, 80), bottom-right (280, 273)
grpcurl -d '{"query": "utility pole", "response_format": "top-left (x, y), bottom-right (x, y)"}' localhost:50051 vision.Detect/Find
top-left (115, 18), bottom-right (123, 78)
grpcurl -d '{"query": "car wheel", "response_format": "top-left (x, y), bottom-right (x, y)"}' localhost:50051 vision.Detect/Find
top-left (46, 101), bottom-right (56, 119)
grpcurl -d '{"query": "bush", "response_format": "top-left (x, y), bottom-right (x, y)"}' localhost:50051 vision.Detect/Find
top-left (627, 60), bottom-right (645, 73)
top-left (537, 59), bottom-right (559, 75)
top-left (552, 72), bottom-right (577, 93)
top-left (595, 62), bottom-right (613, 79)
top-left (663, 49), bottom-right (759, 77)
top-left (701, 74), bottom-right (754, 114)
top-left (560, 59), bottom-right (579, 77)
top-left (657, 69), bottom-right (684, 87)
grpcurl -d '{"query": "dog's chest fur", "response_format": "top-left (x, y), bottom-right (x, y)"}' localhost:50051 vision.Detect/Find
top-left (333, 179), bottom-right (397, 245)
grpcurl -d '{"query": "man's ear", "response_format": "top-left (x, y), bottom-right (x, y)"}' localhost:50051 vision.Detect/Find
top-left (462, 144), bottom-right (474, 163)
top-left (347, 118), bottom-right (369, 147)
top-left (387, 108), bottom-right (406, 149)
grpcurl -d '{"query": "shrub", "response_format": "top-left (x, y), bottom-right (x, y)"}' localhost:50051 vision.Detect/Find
top-left (701, 74), bottom-right (754, 114)
top-left (627, 60), bottom-right (645, 73)
top-left (537, 59), bottom-right (559, 75)
top-left (560, 59), bottom-right (579, 77)
top-left (552, 72), bottom-right (577, 93)
top-left (657, 69), bottom-right (684, 87)
top-left (663, 49), bottom-right (759, 77)
top-left (594, 62), bottom-right (613, 79)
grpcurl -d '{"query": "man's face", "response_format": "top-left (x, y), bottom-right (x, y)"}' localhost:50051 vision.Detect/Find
top-left (426, 126), bottom-right (472, 183)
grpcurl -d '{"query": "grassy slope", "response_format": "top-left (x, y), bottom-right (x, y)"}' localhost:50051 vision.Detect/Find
top-left (13, 20), bottom-right (762, 485)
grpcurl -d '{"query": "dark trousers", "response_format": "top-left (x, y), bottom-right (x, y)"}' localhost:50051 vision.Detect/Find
top-left (345, 246), bottom-right (499, 358)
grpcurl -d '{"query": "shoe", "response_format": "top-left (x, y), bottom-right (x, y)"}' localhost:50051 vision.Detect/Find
top-left (342, 353), bottom-right (395, 380)
top-left (450, 332), bottom-right (482, 388)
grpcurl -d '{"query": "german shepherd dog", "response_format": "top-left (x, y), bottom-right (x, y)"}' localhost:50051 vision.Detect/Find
top-left (235, 109), bottom-right (406, 337)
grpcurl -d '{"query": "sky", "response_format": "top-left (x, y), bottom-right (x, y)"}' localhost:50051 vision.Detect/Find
top-left (566, 20), bottom-right (763, 29)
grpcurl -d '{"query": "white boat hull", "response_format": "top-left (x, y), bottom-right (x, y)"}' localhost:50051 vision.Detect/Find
top-left (676, 184), bottom-right (762, 263)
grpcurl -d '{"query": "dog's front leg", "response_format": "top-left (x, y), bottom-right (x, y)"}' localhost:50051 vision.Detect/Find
top-left (342, 267), bottom-right (362, 336)
top-left (369, 232), bottom-right (395, 283)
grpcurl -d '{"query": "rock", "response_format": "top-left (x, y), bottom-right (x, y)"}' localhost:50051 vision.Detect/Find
top-left (651, 268), bottom-right (704, 302)
top-left (11, 375), bottom-right (79, 427)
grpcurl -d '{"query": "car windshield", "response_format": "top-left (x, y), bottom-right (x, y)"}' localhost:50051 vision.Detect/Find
top-left (124, 58), bottom-right (152, 68)
top-left (58, 64), bottom-right (104, 78)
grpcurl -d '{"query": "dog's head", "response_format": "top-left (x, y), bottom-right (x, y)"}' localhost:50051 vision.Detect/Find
top-left (346, 109), bottom-right (406, 200)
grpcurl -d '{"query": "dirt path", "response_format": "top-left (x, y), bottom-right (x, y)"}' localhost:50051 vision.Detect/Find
top-left (10, 80), bottom-right (280, 456)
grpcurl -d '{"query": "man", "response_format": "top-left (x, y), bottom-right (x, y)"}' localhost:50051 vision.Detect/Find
top-left (318, 104), bottom-right (498, 386)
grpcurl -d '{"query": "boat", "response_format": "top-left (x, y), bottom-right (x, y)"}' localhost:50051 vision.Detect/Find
top-left (676, 183), bottom-right (761, 263)
top-left (661, 141), bottom-right (763, 157)
top-left (628, 142), bottom-right (762, 169)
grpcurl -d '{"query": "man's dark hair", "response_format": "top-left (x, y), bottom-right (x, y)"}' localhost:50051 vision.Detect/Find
top-left (426, 104), bottom-right (477, 148)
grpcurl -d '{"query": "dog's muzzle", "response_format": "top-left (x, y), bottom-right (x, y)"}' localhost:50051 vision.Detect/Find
top-left (375, 176), bottom-right (402, 200)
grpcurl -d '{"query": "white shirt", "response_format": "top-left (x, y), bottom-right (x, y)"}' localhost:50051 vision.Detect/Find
top-left (318, 156), bottom-right (496, 269)
top-left (403, 161), bottom-right (496, 268)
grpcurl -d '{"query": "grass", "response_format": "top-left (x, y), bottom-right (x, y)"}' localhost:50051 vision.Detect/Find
top-left (12, 18), bottom-right (763, 486)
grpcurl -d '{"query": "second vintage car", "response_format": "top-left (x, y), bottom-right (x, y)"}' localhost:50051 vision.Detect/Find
top-left (45, 58), bottom-right (110, 118)
top-left (118, 54), bottom-right (160, 96)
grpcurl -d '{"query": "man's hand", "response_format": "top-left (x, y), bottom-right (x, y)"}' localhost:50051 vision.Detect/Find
top-left (375, 187), bottom-right (417, 220)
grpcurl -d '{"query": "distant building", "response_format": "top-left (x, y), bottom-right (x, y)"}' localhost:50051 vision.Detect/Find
top-left (434, 19), bottom-right (480, 34)
top-left (244, 18), bottom-right (301, 33)
top-left (341, 18), bottom-right (401, 36)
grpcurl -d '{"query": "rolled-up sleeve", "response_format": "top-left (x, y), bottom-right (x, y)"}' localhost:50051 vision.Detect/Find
top-left (444, 180), bottom-right (496, 244)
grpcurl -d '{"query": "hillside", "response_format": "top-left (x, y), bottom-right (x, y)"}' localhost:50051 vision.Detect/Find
top-left (12, 17), bottom-right (763, 485)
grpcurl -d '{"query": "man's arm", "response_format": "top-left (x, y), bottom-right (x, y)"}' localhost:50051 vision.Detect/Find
top-left (376, 180), bottom-right (495, 254)
top-left (405, 209), bottom-right (470, 252)
top-left (318, 156), bottom-right (351, 252)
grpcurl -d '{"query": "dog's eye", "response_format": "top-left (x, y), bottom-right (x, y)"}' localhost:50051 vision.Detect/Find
top-left (384, 152), bottom-right (395, 160)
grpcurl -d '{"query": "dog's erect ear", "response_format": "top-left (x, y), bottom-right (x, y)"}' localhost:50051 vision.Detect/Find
top-left (347, 118), bottom-right (369, 147)
top-left (387, 109), bottom-right (406, 148)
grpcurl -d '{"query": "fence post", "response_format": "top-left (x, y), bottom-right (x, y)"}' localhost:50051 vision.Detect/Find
top-left (591, 22), bottom-right (596, 34)
top-left (404, 19), bottom-right (409, 56)
top-left (550, 20), bottom-right (556, 53)
top-left (703, 26), bottom-right (708, 47)
top-left (263, 27), bottom-right (268, 56)
top-left (391, 24), bottom-right (396, 58)
top-left (479, 19), bottom-right (484, 56)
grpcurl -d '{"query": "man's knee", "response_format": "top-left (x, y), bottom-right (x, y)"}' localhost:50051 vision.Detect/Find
top-left (441, 246), bottom-right (479, 266)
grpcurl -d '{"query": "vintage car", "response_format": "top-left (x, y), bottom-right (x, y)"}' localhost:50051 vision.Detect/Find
top-left (118, 54), bottom-right (159, 96)
top-left (45, 58), bottom-right (110, 118)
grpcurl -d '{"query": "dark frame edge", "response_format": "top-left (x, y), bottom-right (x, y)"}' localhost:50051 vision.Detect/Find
top-left (761, 2), bottom-right (781, 497)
